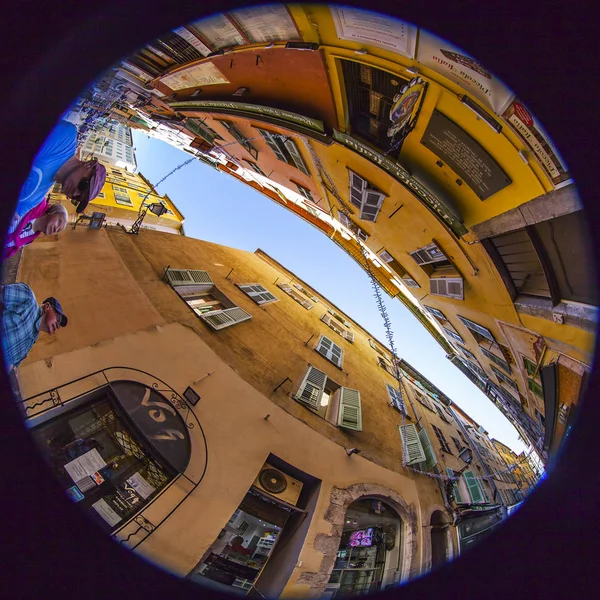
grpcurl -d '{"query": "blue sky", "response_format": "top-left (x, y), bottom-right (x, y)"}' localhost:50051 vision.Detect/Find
top-left (132, 129), bottom-right (527, 454)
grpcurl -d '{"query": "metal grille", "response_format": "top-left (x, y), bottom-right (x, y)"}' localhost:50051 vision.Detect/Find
top-left (155, 32), bottom-right (204, 65)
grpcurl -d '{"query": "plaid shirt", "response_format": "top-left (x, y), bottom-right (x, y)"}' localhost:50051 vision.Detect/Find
top-left (1, 283), bottom-right (42, 368)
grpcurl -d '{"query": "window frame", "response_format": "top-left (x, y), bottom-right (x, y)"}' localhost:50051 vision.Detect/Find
top-left (237, 284), bottom-right (278, 306)
top-left (315, 335), bottom-right (344, 368)
top-left (348, 170), bottom-right (385, 222)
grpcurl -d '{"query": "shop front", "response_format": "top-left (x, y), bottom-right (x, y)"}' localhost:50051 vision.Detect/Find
top-left (325, 498), bottom-right (403, 598)
top-left (456, 505), bottom-right (505, 553)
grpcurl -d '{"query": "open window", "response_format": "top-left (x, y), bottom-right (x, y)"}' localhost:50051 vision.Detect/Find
top-left (256, 128), bottom-right (310, 175)
top-left (294, 366), bottom-right (362, 431)
top-left (321, 313), bottom-right (354, 343)
top-left (457, 315), bottom-right (513, 369)
top-left (276, 282), bottom-right (314, 310)
top-left (378, 249), bottom-right (420, 288)
top-left (348, 170), bottom-right (385, 222)
top-left (165, 268), bottom-right (252, 330)
top-left (292, 283), bottom-right (319, 304)
top-left (386, 383), bottom-right (407, 415)
top-left (337, 212), bottom-right (369, 242)
top-left (217, 119), bottom-right (259, 159)
top-left (399, 424), bottom-right (438, 472)
top-left (431, 424), bottom-right (453, 454)
top-left (410, 241), bottom-right (464, 299)
top-left (237, 284), bottom-right (278, 306)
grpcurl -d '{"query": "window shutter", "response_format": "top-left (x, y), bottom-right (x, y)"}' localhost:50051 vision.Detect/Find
top-left (316, 336), bottom-right (343, 367)
top-left (337, 388), bottom-right (362, 431)
top-left (386, 384), bottom-right (406, 414)
top-left (431, 278), bottom-right (464, 300)
top-left (343, 330), bottom-right (355, 343)
top-left (446, 467), bottom-right (463, 503)
top-left (321, 313), bottom-right (332, 326)
top-left (258, 129), bottom-right (287, 162)
top-left (294, 366), bottom-right (327, 409)
top-left (166, 268), bottom-right (214, 286)
top-left (457, 316), bottom-right (495, 342)
top-left (399, 424), bottom-right (426, 465)
top-left (200, 307), bottom-right (252, 330)
top-left (380, 250), bottom-right (394, 263)
top-left (239, 284), bottom-right (276, 305)
top-left (410, 248), bottom-right (430, 265)
top-left (360, 190), bottom-right (385, 222)
top-left (349, 171), bottom-right (366, 209)
top-left (402, 277), bottom-right (420, 288)
top-left (419, 427), bottom-right (439, 471)
top-left (463, 470), bottom-right (484, 503)
top-left (284, 139), bottom-right (310, 175)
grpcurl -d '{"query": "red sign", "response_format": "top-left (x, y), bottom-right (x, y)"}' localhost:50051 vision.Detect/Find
top-left (513, 102), bottom-right (533, 127)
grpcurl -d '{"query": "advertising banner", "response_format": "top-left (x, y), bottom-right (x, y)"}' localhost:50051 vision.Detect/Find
top-left (502, 98), bottom-right (570, 186)
top-left (330, 6), bottom-right (417, 58)
top-left (417, 31), bottom-right (514, 115)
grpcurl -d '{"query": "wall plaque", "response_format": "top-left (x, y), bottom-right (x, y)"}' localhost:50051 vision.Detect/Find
top-left (421, 110), bottom-right (512, 200)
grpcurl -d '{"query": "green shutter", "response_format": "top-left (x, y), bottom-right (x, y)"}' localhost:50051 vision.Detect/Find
top-left (418, 427), bottom-right (438, 471)
top-left (399, 424), bottom-right (426, 465)
top-left (337, 388), bottom-right (362, 431)
top-left (464, 470), bottom-right (484, 503)
top-left (446, 467), bottom-right (463, 503)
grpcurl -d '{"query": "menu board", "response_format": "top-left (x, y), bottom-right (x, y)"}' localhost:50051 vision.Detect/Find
top-left (189, 13), bottom-right (247, 50)
top-left (229, 5), bottom-right (300, 43)
top-left (421, 110), bottom-right (512, 200)
top-left (330, 6), bottom-right (417, 58)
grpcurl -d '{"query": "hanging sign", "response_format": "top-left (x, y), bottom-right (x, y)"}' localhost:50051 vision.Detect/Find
top-left (387, 76), bottom-right (427, 139)
top-left (416, 31), bottom-right (514, 115)
top-left (330, 6), bottom-right (417, 58)
top-left (502, 98), bottom-right (570, 187)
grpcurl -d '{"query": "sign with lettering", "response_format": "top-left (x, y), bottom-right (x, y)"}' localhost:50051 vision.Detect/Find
top-left (332, 130), bottom-right (468, 237)
top-left (417, 31), bottom-right (514, 115)
top-left (171, 100), bottom-right (325, 133)
top-left (110, 381), bottom-right (191, 473)
top-left (160, 62), bottom-right (230, 91)
top-left (421, 110), bottom-right (512, 200)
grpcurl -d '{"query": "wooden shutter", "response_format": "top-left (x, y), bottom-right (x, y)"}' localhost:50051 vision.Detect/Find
top-left (258, 129), bottom-right (287, 162)
top-left (284, 139), bottom-right (310, 175)
top-left (200, 307), bottom-right (252, 330)
top-left (295, 366), bottom-right (327, 408)
top-left (239, 284), bottom-right (276, 305)
top-left (316, 336), bottom-right (343, 366)
top-left (399, 424), bottom-right (426, 465)
top-left (343, 330), bottom-right (355, 343)
top-left (457, 316), bottom-right (495, 342)
top-left (349, 171), bottom-right (366, 209)
top-left (166, 268), bottom-right (214, 287)
top-left (321, 313), bottom-right (333, 326)
top-left (431, 277), bottom-right (464, 300)
top-left (360, 189), bottom-right (385, 222)
top-left (419, 427), bottom-right (439, 470)
top-left (337, 388), bottom-right (362, 431)
top-left (386, 384), bottom-right (406, 414)
top-left (402, 277), bottom-right (420, 288)
top-left (446, 467), bottom-right (463, 503)
top-left (463, 470), bottom-right (484, 503)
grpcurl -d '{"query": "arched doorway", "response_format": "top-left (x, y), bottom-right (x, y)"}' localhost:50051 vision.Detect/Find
top-left (430, 511), bottom-right (451, 569)
top-left (326, 497), bottom-right (403, 597)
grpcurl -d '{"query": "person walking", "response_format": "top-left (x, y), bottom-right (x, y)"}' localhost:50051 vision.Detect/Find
top-left (0, 282), bottom-right (68, 372)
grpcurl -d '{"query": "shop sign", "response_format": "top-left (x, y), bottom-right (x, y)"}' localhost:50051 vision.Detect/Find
top-left (333, 130), bottom-right (468, 237)
top-left (502, 99), bottom-right (571, 186)
top-left (416, 31), bottom-right (514, 115)
top-left (421, 110), bottom-right (512, 200)
top-left (171, 100), bottom-right (326, 133)
top-left (387, 77), bottom-right (427, 140)
top-left (110, 381), bottom-right (192, 473)
top-left (160, 62), bottom-right (230, 91)
top-left (330, 6), bottom-right (417, 58)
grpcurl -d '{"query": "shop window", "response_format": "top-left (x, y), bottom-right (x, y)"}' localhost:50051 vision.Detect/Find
top-left (386, 383), bottom-right (407, 415)
top-left (315, 335), bottom-right (344, 368)
top-left (294, 365), bottom-right (362, 430)
top-left (321, 313), bottom-right (354, 343)
top-left (338, 211), bottom-right (369, 242)
top-left (276, 282), bottom-right (314, 309)
top-left (237, 284), bottom-right (278, 305)
top-left (378, 249), bottom-right (420, 288)
top-left (166, 268), bottom-right (252, 330)
top-left (348, 170), bottom-right (385, 222)
top-left (30, 387), bottom-right (175, 533)
top-left (256, 128), bottom-right (309, 175)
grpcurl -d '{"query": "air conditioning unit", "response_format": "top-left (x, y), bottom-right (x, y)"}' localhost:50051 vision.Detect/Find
top-left (252, 464), bottom-right (303, 506)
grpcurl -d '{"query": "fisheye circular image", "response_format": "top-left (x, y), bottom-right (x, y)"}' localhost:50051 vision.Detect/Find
top-left (2, 3), bottom-right (595, 598)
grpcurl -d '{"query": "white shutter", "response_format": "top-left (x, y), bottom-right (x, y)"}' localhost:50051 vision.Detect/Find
top-left (379, 250), bottom-right (394, 263)
top-left (399, 424), bottom-right (426, 465)
top-left (166, 268), bottom-right (213, 286)
top-left (321, 313), bottom-right (332, 326)
top-left (343, 330), bottom-right (355, 343)
top-left (386, 384), bottom-right (406, 414)
top-left (411, 243), bottom-right (447, 266)
top-left (457, 316), bottom-right (495, 341)
top-left (316, 336), bottom-right (343, 367)
top-left (295, 366), bottom-right (327, 408)
top-left (284, 139), bottom-right (310, 175)
top-left (418, 427), bottom-right (439, 471)
top-left (431, 277), bottom-right (464, 300)
top-left (337, 388), bottom-right (362, 431)
top-left (349, 171), bottom-right (366, 209)
top-left (239, 284), bottom-right (277, 304)
top-left (200, 307), bottom-right (252, 330)
top-left (360, 190), bottom-right (385, 222)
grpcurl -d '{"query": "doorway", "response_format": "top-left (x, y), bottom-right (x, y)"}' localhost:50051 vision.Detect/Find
top-left (430, 511), bottom-right (450, 569)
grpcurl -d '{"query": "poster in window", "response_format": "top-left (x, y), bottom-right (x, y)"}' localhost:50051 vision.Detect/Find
top-left (64, 448), bottom-right (107, 483)
top-left (330, 6), bottom-right (417, 58)
top-left (416, 31), bottom-right (514, 115)
top-left (127, 472), bottom-right (156, 500)
top-left (92, 498), bottom-right (122, 527)
top-left (229, 5), bottom-right (301, 43)
top-left (502, 99), bottom-right (570, 187)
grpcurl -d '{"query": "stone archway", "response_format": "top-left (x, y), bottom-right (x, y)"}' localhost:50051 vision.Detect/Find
top-left (296, 483), bottom-right (419, 596)
top-left (421, 505), bottom-right (454, 574)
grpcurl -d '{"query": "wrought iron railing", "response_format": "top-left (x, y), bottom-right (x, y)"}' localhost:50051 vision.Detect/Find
top-left (20, 366), bottom-right (209, 551)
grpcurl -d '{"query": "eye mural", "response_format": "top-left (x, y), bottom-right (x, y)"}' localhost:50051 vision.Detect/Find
top-left (2, 3), bottom-right (594, 599)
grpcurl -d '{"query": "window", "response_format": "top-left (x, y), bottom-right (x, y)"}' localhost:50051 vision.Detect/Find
top-left (338, 212), bottom-right (369, 241)
top-left (315, 335), bottom-right (343, 368)
top-left (276, 282), bottom-right (314, 309)
top-left (412, 388), bottom-right (436, 412)
top-left (321, 313), bottom-right (354, 342)
top-left (490, 365), bottom-right (519, 392)
top-left (523, 356), bottom-right (538, 377)
top-left (137, 191), bottom-right (150, 199)
top-left (295, 183), bottom-right (313, 201)
top-left (294, 365), bottom-right (362, 430)
top-left (431, 425), bottom-right (452, 454)
top-left (245, 161), bottom-right (266, 176)
top-left (430, 277), bottom-right (464, 300)
top-left (378, 355), bottom-right (396, 377)
top-left (480, 347), bottom-right (511, 373)
top-left (386, 383), bottom-right (407, 415)
top-left (186, 118), bottom-right (223, 143)
top-left (256, 128), bottom-right (309, 175)
top-left (237, 284), bottom-right (278, 305)
top-left (398, 425), bottom-right (438, 472)
top-left (113, 185), bottom-right (133, 206)
top-left (348, 171), bottom-right (385, 222)
top-left (166, 268), bottom-right (252, 330)
top-left (378, 249), bottom-right (420, 288)
top-left (292, 283), bottom-right (319, 303)
top-left (326, 308), bottom-right (351, 328)
top-left (423, 305), bottom-right (447, 322)
top-left (217, 120), bottom-right (258, 159)
top-left (463, 470), bottom-right (486, 503)
top-left (446, 467), bottom-right (463, 503)
top-left (435, 404), bottom-right (452, 423)
top-left (369, 339), bottom-right (386, 356)
top-left (410, 242), bottom-right (449, 267)
top-left (96, 192), bottom-right (105, 199)
top-left (527, 378), bottom-right (544, 398)
top-left (451, 437), bottom-right (464, 453)
top-left (443, 327), bottom-right (465, 345)
top-left (457, 316), bottom-right (495, 343)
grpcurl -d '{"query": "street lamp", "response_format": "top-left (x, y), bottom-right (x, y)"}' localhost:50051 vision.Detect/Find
top-left (129, 202), bottom-right (168, 234)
